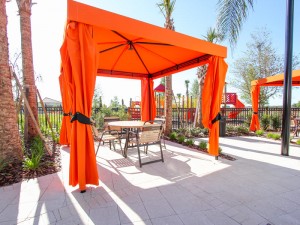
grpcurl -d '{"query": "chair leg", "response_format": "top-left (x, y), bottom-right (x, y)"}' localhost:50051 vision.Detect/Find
top-left (118, 138), bottom-right (123, 151)
top-left (111, 140), bottom-right (116, 151)
top-left (162, 137), bottom-right (166, 149)
top-left (96, 142), bottom-right (101, 156)
top-left (137, 144), bottom-right (142, 167)
top-left (159, 141), bottom-right (164, 162)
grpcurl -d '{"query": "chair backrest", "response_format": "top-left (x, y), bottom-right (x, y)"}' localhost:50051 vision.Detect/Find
top-left (139, 124), bottom-right (162, 143)
top-left (103, 117), bottom-right (120, 130)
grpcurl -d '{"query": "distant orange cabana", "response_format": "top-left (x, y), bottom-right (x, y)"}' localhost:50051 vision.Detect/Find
top-left (60, 0), bottom-right (228, 191)
top-left (250, 70), bottom-right (300, 131)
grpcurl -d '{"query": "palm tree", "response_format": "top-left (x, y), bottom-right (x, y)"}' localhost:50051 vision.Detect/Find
top-left (184, 80), bottom-right (190, 108)
top-left (157, 0), bottom-right (175, 136)
top-left (194, 28), bottom-right (223, 127)
top-left (216, 0), bottom-right (254, 49)
top-left (0, 0), bottom-right (23, 160)
top-left (176, 93), bottom-right (181, 108)
top-left (16, 0), bottom-right (38, 142)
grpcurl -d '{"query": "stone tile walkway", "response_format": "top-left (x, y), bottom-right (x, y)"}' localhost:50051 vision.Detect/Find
top-left (0, 136), bottom-right (300, 225)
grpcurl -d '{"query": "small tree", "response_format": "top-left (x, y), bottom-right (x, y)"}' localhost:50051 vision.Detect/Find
top-left (260, 114), bottom-right (270, 131)
top-left (230, 28), bottom-right (299, 106)
top-left (292, 101), bottom-right (300, 108)
top-left (190, 79), bottom-right (199, 100)
top-left (110, 96), bottom-right (121, 108)
top-left (92, 85), bottom-right (103, 109)
top-left (184, 80), bottom-right (190, 108)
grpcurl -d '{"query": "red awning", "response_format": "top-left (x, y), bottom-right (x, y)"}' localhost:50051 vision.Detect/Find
top-left (154, 83), bottom-right (165, 92)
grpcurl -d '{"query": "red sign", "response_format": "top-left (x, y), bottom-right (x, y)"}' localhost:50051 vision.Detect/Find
top-left (222, 93), bottom-right (237, 104)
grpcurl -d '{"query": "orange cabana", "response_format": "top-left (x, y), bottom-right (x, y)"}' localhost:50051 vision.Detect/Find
top-left (250, 70), bottom-right (300, 131)
top-left (60, 0), bottom-right (228, 191)
top-left (202, 57), bottom-right (228, 156)
top-left (58, 74), bottom-right (72, 145)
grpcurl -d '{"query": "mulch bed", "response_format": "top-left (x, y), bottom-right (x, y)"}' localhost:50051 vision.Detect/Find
top-left (0, 141), bottom-right (61, 187)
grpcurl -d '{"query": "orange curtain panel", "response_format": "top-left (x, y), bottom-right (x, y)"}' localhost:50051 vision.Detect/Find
top-left (59, 28), bottom-right (74, 146)
top-left (249, 85), bottom-right (260, 131)
top-left (61, 21), bottom-right (99, 191)
top-left (141, 77), bottom-right (156, 121)
top-left (59, 74), bottom-right (72, 145)
top-left (202, 56), bottom-right (228, 156)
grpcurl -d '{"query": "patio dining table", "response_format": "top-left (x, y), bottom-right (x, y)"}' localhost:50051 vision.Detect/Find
top-left (108, 120), bottom-right (145, 157)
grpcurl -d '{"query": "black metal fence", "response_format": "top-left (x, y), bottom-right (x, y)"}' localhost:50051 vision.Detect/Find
top-left (17, 106), bottom-right (300, 132)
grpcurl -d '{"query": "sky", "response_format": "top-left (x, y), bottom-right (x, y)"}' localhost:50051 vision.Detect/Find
top-left (6, 0), bottom-right (300, 107)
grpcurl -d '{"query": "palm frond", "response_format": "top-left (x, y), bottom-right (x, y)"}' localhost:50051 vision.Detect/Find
top-left (202, 27), bottom-right (224, 43)
top-left (216, 0), bottom-right (254, 49)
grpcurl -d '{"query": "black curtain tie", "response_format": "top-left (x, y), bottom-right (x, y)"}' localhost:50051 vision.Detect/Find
top-left (212, 112), bottom-right (222, 125)
top-left (71, 112), bottom-right (91, 124)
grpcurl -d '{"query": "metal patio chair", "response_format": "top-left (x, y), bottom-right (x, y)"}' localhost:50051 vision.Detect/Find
top-left (128, 123), bottom-right (164, 167)
top-left (91, 122), bottom-right (123, 156)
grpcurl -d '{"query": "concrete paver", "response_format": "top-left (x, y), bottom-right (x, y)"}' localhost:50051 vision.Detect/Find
top-left (0, 136), bottom-right (299, 225)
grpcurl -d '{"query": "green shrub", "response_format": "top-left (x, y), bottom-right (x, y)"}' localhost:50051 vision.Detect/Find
top-left (23, 136), bottom-right (45, 171)
top-left (270, 115), bottom-right (281, 131)
top-left (272, 134), bottom-right (281, 140)
top-left (266, 133), bottom-right (280, 140)
top-left (184, 129), bottom-right (193, 138)
top-left (202, 128), bottom-right (209, 135)
top-left (236, 125), bottom-right (249, 134)
top-left (177, 128), bottom-right (187, 135)
top-left (185, 139), bottom-right (194, 146)
top-left (296, 139), bottom-right (300, 145)
top-left (92, 106), bottom-right (129, 129)
top-left (177, 134), bottom-right (185, 144)
top-left (255, 130), bottom-right (264, 136)
top-left (190, 127), bottom-right (201, 137)
top-left (199, 141), bottom-right (207, 149)
top-left (226, 125), bottom-right (235, 132)
top-left (260, 114), bottom-right (270, 130)
top-left (169, 132), bottom-right (177, 141)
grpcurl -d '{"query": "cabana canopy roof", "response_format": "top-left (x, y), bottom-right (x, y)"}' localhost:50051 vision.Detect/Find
top-left (251, 70), bottom-right (300, 87)
top-left (250, 70), bottom-right (300, 132)
top-left (68, 0), bottom-right (227, 80)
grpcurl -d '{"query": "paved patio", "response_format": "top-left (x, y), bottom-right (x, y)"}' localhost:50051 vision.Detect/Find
top-left (1, 136), bottom-right (300, 225)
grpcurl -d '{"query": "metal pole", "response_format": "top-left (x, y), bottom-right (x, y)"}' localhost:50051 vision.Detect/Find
top-left (281, 0), bottom-right (294, 156)
top-left (148, 78), bottom-right (152, 119)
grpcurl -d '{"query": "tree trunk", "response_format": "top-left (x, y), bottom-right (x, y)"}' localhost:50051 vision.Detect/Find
top-left (164, 75), bottom-right (172, 135)
top-left (17, 0), bottom-right (38, 142)
top-left (0, 0), bottom-right (23, 160)
top-left (198, 77), bottom-right (204, 127)
top-left (195, 65), bottom-right (207, 128)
